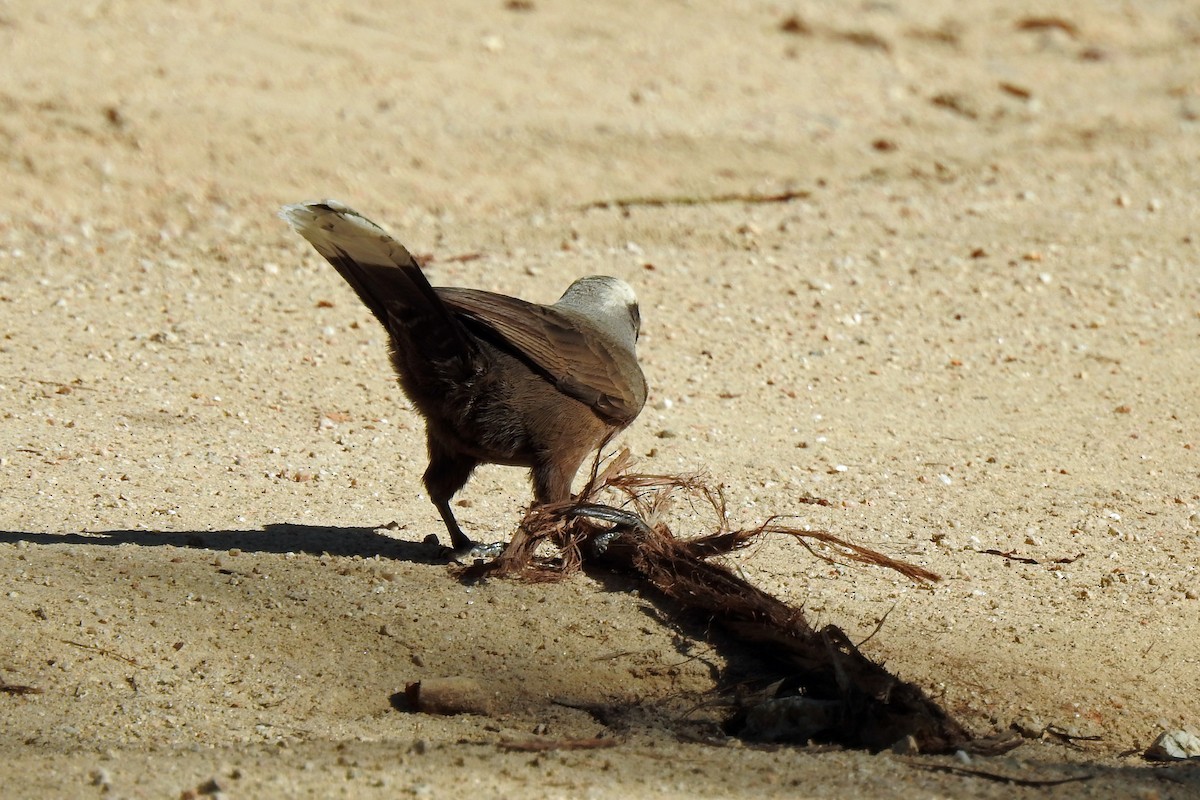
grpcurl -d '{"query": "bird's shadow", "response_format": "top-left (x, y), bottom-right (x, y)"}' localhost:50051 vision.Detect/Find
top-left (0, 522), bottom-right (720, 673)
top-left (0, 523), bottom-right (447, 564)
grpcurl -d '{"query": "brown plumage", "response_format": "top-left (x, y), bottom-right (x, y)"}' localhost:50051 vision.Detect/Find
top-left (280, 201), bottom-right (647, 554)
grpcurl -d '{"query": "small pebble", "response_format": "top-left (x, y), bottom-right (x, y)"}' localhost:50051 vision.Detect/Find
top-left (1146, 729), bottom-right (1200, 761)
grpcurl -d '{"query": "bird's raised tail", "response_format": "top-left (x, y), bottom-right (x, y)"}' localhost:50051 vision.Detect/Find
top-left (279, 200), bottom-right (443, 324)
top-left (280, 200), bottom-right (473, 362)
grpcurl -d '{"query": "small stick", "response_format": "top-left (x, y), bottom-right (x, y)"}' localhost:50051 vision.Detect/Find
top-left (906, 762), bottom-right (1094, 787)
top-left (981, 549), bottom-right (1085, 566)
top-left (578, 190), bottom-right (811, 211)
top-left (61, 639), bottom-right (141, 667)
top-left (499, 736), bottom-right (619, 752)
top-left (0, 682), bottom-right (43, 695)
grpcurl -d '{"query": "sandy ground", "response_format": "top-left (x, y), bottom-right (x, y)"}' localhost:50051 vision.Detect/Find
top-left (3, 0), bottom-right (1200, 797)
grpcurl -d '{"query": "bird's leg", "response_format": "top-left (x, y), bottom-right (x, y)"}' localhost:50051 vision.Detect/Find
top-left (533, 454), bottom-right (648, 555)
top-left (531, 450), bottom-right (583, 507)
top-left (431, 495), bottom-right (472, 551)
top-left (422, 445), bottom-right (500, 561)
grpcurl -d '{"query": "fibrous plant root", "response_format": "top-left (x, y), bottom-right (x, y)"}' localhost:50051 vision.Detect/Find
top-left (458, 449), bottom-right (1015, 755)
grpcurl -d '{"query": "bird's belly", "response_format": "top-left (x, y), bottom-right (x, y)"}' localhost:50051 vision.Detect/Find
top-left (413, 347), bottom-right (611, 469)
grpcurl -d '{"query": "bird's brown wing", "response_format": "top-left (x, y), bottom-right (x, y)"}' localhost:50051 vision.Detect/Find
top-left (436, 287), bottom-right (646, 425)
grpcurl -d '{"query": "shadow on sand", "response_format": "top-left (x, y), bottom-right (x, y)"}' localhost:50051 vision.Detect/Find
top-left (0, 523), bottom-right (447, 564)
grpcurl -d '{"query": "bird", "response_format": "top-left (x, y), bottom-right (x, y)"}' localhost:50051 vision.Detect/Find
top-left (279, 200), bottom-right (647, 558)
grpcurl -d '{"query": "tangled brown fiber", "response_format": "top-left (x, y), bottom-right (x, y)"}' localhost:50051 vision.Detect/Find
top-left (460, 450), bottom-right (1010, 754)
top-left (476, 448), bottom-right (938, 585)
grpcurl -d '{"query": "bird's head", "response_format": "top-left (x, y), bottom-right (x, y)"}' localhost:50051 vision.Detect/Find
top-left (555, 276), bottom-right (641, 349)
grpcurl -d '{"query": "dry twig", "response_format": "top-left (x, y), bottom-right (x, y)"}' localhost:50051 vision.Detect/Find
top-left (578, 190), bottom-right (811, 211)
top-left (0, 682), bottom-right (43, 695)
top-left (498, 737), bottom-right (619, 752)
top-left (61, 639), bottom-right (142, 667)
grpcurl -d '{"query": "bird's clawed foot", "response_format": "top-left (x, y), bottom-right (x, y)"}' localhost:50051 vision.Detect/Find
top-left (450, 539), bottom-right (507, 564)
top-left (566, 503), bottom-right (652, 555)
